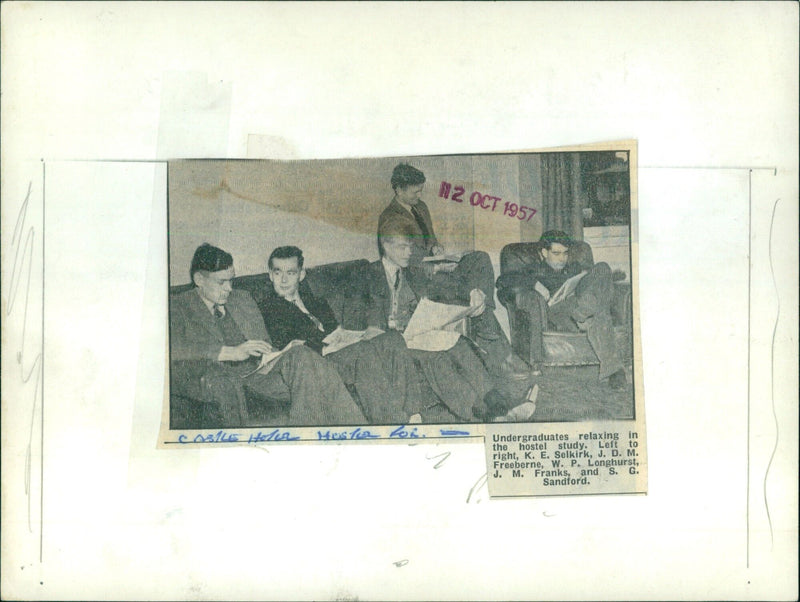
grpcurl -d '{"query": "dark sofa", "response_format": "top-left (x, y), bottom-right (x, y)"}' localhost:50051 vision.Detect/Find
top-left (168, 259), bottom-right (373, 429)
top-left (170, 258), bottom-right (373, 329)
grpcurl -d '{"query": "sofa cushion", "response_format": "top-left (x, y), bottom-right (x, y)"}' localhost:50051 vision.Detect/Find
top-left (500, 241), bottom-right (594, 276)
top-left (302, 259), bottom-right (370, 329)
top-left (169, 258), bottom-right (371, 330)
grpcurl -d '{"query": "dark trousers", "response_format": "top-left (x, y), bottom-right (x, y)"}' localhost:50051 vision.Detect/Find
top-left (329, 331), bottom-right (496, 424)
top-left (409, 337), bottom-right (494, 422)
top-left (547, 262), bottom-right (623, 379)
top-left (429, 251), bottom-right (497, 309)
top-left (423, 250), bottom-right (513, 373)
top-left (327, 331), bottom-right (425, 424)
top-left (172, 345), bottom-right (366, 428)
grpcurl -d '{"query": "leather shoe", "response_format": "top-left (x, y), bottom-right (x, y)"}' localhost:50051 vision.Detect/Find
top-left (498, 353), bottom-right (531, 381)
top-left (494, 384), bottom-right (539, 422)
top-left (606, 369), bottom-right (627, 390)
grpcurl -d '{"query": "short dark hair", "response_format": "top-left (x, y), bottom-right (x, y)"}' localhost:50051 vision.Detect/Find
top-left (539, 230), bottom-right (572, 250)
top-left (377, 218), bottom-right (417, 256)
top-left (268, 245), bottom-right (304, 270)
top-left (391, 163), bottom-right (426, 191)
top-left (190, 243), bottom-right (233, 284)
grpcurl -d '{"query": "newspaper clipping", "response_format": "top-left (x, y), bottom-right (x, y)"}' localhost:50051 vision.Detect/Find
top-left (161, 141), bottom-right (646, 497)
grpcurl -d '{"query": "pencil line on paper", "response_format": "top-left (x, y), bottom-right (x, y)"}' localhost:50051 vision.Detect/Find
top-left (746, 170), bottom-right (751, 568)
top-left (41, 159), bottom-right (46, 563)
top-left (10, 175), bottom-right (44, 566)
top-left (764, 197), bottom-right (781, 549)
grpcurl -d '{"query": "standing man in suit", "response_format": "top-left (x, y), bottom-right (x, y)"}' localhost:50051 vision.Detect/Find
top-left (258, 245), bottom-right (427, 424)
top-left (367, 220), bottom-right (537, 422)
top-left (169, 243), bottom-right (366, 427)
top-left (377, 163), bottom-right (527, 377)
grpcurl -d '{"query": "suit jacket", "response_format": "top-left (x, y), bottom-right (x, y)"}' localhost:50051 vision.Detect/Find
top-left (365, 260), bottom-right (433, 331)
top-left (258, 286), bottom-right (338, 353)
top-left (366, 260), bottom-right (493, 421)
top-left (496, 261), bottom-right (583, 297)
top-left (169, 288), bottom-right (270, 362)
top-left (378, 198), bottom-right (439, 264)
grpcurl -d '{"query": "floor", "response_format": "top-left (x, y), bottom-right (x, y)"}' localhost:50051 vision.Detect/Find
top-left (529, 364), bottom-right (635, 422)
top-left (243, 363), bottom-right (635, 427)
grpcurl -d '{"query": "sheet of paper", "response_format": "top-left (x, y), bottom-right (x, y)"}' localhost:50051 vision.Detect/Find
top-left (548, 270), bottom-right (587, 306)
top-left (242, 339), bottom-right (306, 377)
top-left (404, 329), bottom-right (463, 353)
top-left (421, 253), bottom-right (464, 263)
top-left (321, 328), bottom-right (363, 356)
top-left (402, 298), bottom-right (474, 342)
top-left (321, 327), bottom-right (384, 356)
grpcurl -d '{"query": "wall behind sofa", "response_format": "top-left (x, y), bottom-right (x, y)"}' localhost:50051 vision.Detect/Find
top-left (168, 155), bottom-right (543, 286)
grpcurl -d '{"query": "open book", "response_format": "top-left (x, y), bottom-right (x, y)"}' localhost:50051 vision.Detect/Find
top-left (402, 298), bottom-right (473, 351)
top-left (421, 251), bottom-right (466, 264)
top-left (241, 339), bottom-right (306, 378)
top-left (320, 326), bottom-right (385, 356)
top-left (536, 270), bottom-right (588, 307)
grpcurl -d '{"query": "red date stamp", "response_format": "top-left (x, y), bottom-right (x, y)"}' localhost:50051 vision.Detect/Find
top-left (438, 181), bottom-right (537, 221)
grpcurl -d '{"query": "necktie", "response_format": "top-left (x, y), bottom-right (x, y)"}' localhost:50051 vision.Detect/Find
top-left (213, 304), bottom-right (224, 319)
top-left (410, 204), bottom-right (431, 240)
top-left (294, 298), bottom-right (325, 332)
top-left (393, 269), bottom-right (401, 291)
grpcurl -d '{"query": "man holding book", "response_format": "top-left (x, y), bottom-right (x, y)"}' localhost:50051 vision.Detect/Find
top-left (169, 244), bottom-right (366, 427)
top-left (496, 230), bottom-right (627, 389)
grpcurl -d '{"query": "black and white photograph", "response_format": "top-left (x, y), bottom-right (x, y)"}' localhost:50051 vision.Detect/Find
top-left (166, 150), bottom-right (638, 433)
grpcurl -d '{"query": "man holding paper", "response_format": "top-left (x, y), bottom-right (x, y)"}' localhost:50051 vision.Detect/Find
top-left (257, 245), bottom-right (425, 424)
top-left (377, 163), bottom-right (527, 377)
top-left (169, 244), bottom-right (366, 427)
top-left (367, 220), bottom-right (537, 422)
top-left (496, 230), bottom-right (626, 388)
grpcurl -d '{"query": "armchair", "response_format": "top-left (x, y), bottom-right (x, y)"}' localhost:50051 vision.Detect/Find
top-left (497, 241), bottom-right (632, 371)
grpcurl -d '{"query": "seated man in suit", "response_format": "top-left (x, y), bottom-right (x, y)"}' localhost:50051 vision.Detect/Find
top-left (258, 245), bottom-right (427, 424)
top-left (377, 162), bottom-right (527, 377)
top-left (366, 219), bottom-right (538, 423)
top-left (169, 243), bottom-right (366, 427)
top-left (495, 230), bottom-right (627, 389)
